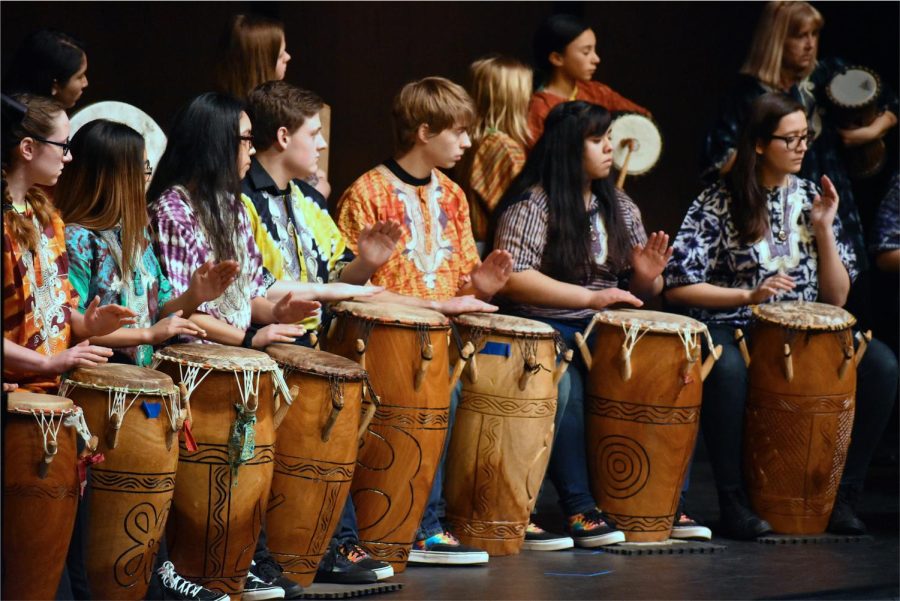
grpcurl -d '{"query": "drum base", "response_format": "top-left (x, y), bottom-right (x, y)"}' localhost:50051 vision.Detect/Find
top-left (601, 539), bottom-right (727, 555)
top-left (298, 582), bottom-right (404, 598)
top-left (358, 541), bottom-right (411, 573)
top-left (758, 533), bottom-right (873, 545)
top-left (446, 516), bottom-right (526, 556)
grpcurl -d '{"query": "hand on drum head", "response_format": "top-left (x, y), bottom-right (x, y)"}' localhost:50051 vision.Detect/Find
top-left (748, 273), bottom-right (796, 305)
top-left (148, 311), bottom-right (207, 344)
top-left (189, 260), bottom-right (240, 303)
top-left (272, 293), bottom-right (321, 324)
top-left (588, 288), bottom-right (644, 311)
top-left (2, 382), bottom-right (18, 392)
top-left (358, 220), bottom-right (404, 269)
top-left (83, 296), bottom-right (138, 337)
top-left (252, 323), bottom-right (307, 348)
top-left (46, 339), bottom-right (113, 373)
top-left (811, 175), bottom-right (840, 232)
top-left (631, 231), bottom-right (674, 282)
top-left (471, 250), bottom-right (514, 299)
top-left (314, 283), bottom-right (386, 302)
top-left (437, 295), bottom-right (498, 316)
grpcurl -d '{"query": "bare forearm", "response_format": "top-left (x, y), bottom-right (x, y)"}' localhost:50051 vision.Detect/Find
top-left (339, 258), bottom-right (377, 285)
top-left (814, 228), bottom-right (850, 306)
top-left (159, 289), bottom-right (201, 319)
top-left (501, 270), bottom-right (594, 309)
top-left (367, 290), bottom-right (438, 311)
top-left (88, 328), bottom-right (151, 348)
top-left (665, 283), bottom-right (751, 309)
top-left (874, 111), bottom-right (898, 137)
top-left (250, 296), bottom-right (278, 325)
top-left (4, 339), bottom-right (52, 373)
top-left (629, 274), bottom-right (664, 300)
top-left (188, 314), bottom-right (244, 346)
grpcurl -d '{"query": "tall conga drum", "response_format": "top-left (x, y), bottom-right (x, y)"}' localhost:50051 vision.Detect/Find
top-left (151, 343), bottom-right (289, 598)
top-left (59, 365), bottom-right (181, 600)
top-left (324, 300), bottom-right (456, 572)
top-left (580, 309), bottom-right (720, 542)
top-left (743, 301), bottom-right (859, 534)
top-left (2, 392), bottom-right (86, 600)
top-left (265, 344), bottom-right (377, 586)
top-left (444, 313), bottom-right (571, 555)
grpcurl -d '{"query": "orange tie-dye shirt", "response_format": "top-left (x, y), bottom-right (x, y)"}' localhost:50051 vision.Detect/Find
top-left (336, 163), bottom-right (480, 301)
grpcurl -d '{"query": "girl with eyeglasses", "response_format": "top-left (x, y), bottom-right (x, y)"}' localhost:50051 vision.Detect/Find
top-left (666, 92), bottom-right (898, 540)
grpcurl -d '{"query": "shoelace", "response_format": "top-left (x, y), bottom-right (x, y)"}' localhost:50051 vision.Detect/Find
top-left (526, 522), bottom-right (546, 534)
top-left (160, 563), bottom-right (203, 597)
top-left (437, 531), bottom-right (460, 545)
top-left (572, 510), bottom-right (608, 530)
top-left (341, 543), bottom-right (368, 563)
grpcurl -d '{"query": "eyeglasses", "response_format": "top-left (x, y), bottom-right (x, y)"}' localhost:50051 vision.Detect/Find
top-left (239, 135), bottom-right (254, 148)
top-left (770, 133), bottom-right (813, 151)
top-left (144, 159), bottom-right (153, 179)
top-left (31, 135), bottom-right (71, 156)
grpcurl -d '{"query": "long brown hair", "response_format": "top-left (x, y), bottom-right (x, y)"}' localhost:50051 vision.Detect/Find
top-left (728, 92), bottom-right (806, 244)
top-left (1, 93), bottom-right (64, 252)
top-left (740, 2), bottom-right (824, 88)
top-left (55, 119), bottom-right (148, 272)
top-left (214, 14), bottom-right (284, 100)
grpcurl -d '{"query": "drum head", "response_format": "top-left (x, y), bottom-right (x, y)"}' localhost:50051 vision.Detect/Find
top-left (65, 364), bottom-right (176, 395)
top-left (453, 312), bottom-right (556, 337)
top-left (331, 300), bottom-right (449, 328)
top-left (154, 342), bottom-right (277, 371)
top-left (593, 309), bottom-right (707, 334)
top-left (609, 114), bottom-right (662, 175)
top-left (6, 391), bottom-right (74, 414)
top-left (267, 344), bottom-right (366, 380)
top-left (827, 67), bottom-right (880, 108)
top-left (69, 101), bottom-right (167, 170)
top-left (752, 301), bottom-right (856, 331)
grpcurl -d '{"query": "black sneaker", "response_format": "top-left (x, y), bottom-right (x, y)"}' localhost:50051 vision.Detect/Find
top-left (340, 541), bottom-right (394, 580)
top-left (407, 530), bottom-right (489, 565)
top-left (827, 486), bottom-right (867, 535)
top-left (564, 508), bottom-right (626, 547)
top-left (243, 568), bottom-right (285, 601)
top-left (670, 501), bottom-right (712, 540)
top-left (522, 521), bottom-right (574, 551)
top-left (314, 540), bottom-right (378, 584)
top-left (156, 561), bottom-right (229, 601)
top-left (251, 557), bottom-right (304, 599)
top-left (718, 488), bottom-right (773, 540)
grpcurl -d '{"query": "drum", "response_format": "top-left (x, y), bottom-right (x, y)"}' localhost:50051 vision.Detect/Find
top-left (151, 343), bottom-right (290, 597)
top-left (265, 344), bottom-right (377, 587)
top-left (580, 309), bottom-right (719, 542)
top-left (2, 392), bottom-right (87, 600)
top-left (324, 300), bottom-right (457, 572)
top-left (69, 101), bottom-right (167, 172)
top-left (743, 301), bottom-right (860, 534)
top-left (59, 365), bottom-right (181, 600)
top-left (444, 313), bottom-right (571, 555)
top-left (826, 66), bottom-right (886, 179)
top-left (609, 113), bottom-right (662, 189)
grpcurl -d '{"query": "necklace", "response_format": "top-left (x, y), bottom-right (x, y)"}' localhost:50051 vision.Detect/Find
top-left (771, 186), bottom-right (789, 243)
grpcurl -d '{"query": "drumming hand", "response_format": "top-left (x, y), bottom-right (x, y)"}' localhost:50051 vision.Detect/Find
top-left (2, 382), bottom-right (18, 392)
top-left (83, 296), bottom-right (137, 337)
top-left (357, 220), bottom-right (403, 269)
top-left (630, 231), bottom-right (674, 282)
top-left (437, 295), bottom-right (498, 316)
top-left (147, 311), bottom-right (207, 344)
top-left (589, 288), bottom-right (643, 310)
top-left (252, 323), bottom-right (307, 348)
top-left (748, 273), bottom-right (796, 304)
top-left (811, 175), bottom-right (839, 232)
top-left (838, 124), bottom-right (880, 147)
top-left (316, 283), bottom-right (385, 302)
top-left (272, 292), bottom-right (321, 324)
top-left (44, 340), bottom-right (113, 373)
top-left (189, 260), bottom-right (240, 303)
top-left (471, 250), bottom-right (513, 299)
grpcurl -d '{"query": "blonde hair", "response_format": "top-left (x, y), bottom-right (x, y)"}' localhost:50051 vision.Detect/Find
top-left (214, 14), bottom-right (285, 100)
top-left (392, 77), bottom-right (476, 154)
top-left (740, 1), bottom-right (824, 88)
top-left (468, 56), bottom-right (533, 148)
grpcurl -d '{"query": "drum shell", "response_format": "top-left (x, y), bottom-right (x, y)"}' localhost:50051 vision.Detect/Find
top-left (585, 325), bottom-right (702, 542)
top-left (324, 315), bottom-right (450, 572)
top-left (744, 322), bottom-right (856, 534)
top-left (266, 363), bottom-right (363, 587)
top-left (829, 80), bottom-right (886, 178)
top-left (155, 359), bottom-right (276, 599)
top-left (68, 381), bottom-right (178, 600)
top-left (2, 406), bottom-right (78, 600)
top-left (444, 326), bottom-right (557, 555)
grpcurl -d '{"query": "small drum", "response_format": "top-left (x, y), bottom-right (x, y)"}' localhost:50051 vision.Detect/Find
top-left (265, 344), bottom-right (377, 587)
top-left (444, 313), bottom-right (571, 555)
top-left (59, 365), bottom-right (181, 600)
top-left (152, 343), bottom-right (290, 597)
top-left (826, 66), bottom-right (886, 178)
top-left (2, 392), bottom-right (88, 600)
top-left (324, 300), bottom-right (456, 572)
top-left (70, 101), bottom-right (167, 172)
top-left (743, 301), bottom-right (859, 534)
top-left (609, 113), bottom-right (662, 189)
top-left (579, 309), bottom-right (719, 542)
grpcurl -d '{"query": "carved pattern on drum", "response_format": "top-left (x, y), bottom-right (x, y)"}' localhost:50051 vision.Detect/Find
top-left (90, 470), bottom-right (176, 494)
top-left (745, 406), bottom-right (807, 494)
top-left (274, 455), bottom-right (354, 481)
top-left (748, 393), bottom-right (853, 413)
top-left (475, 417), bottom-right (501, 515)
top-left (755, 496), bottom-right (832, 515)
top-left (358, 541), bottom-right (410, 563)
top-left (373, 405), bottom-right (448, 429)
top-left (311, 484), bottom-right (341, 554)
top-left (461, 394), bottom-right (556, 418)
top-left (586, 397), bottom-right (700, 425)
top-left (3, 483), bottom-right (78, 499)
top-left (272, 553), bottom-right (320, 575)
top-left (601, 512), bottom-right (672, 533)
top-left (178, 442), bottom-right (275, 465)
top-left (595, 436), bottom-right (651, 499)
top-left (827, 408), bottom-right (855, 500)
top-left (114, 500), bottom-right (171, 588)
top-left (207, 466), bottom-right (229, 578)
top-left (446, 517), bottom-right (526, 539)
top-left (354, 428), bottom-right (419, 536)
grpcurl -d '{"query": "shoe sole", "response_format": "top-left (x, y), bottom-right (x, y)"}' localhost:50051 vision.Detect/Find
top-left (572, 531), bottom-right (626, 548)
top-left (407, 550), bottom-right (489, 565)
top-left (522, 537), bottom-right (575, 551)
top-left (372, 565), bottom-right (395, 580)
top-left (670, 526), bottom-right (712, 540)
top-left (242, 587), bottom-right (286, 601)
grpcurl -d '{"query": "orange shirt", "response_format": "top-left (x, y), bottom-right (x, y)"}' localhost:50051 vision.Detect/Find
top-left (527, 80), bottom-right (650, 149)
top-left (336, 162), bottom-right (480, 301)
top-left (465, 131), bottom-right (526, 242)
top-left (3, 204), bottom-right (79, 392)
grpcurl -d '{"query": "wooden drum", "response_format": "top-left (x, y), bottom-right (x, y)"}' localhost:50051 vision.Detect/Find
top-left (324, 300), bottom-right (455, 572)
top-left (151, 343), bottom-right (289, 598)
top-left (826, 66), bottom-right (886, 178)
top-left (59, 364), bottom-right (181, 599)
top-left (579, 309), bottom-right (719, 542)
top-left (743, 301), bottom-right (861, 534)
top-left (265, 344), bottom-right (377, 587)
top-left (444, 313), bottom-right (570, 555)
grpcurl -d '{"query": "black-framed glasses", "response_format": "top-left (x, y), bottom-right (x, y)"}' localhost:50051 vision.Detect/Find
top-left (770, 133), bottom-right (813, 151)
top-left (144, 159), bottom-right (153, 179)
top-left (239, 135), bottom-right (254, 148)
top-left (31, 134), bottom-right (71, 156)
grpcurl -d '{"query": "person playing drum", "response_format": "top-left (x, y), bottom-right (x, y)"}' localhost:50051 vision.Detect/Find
top-left (526, 13), bottom-right (650, 149)
top-left (665, 92), bottom-right (898, 539)
top-left (4, 29), bottom-right (89, 111)
top-left (492, 100), bottom-right (679, 547)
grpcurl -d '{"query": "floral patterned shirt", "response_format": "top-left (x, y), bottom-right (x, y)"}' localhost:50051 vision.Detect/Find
top-left (664, 176), bottom-right (858, 328)
top-left (870, 172), bottom-right (900, 255)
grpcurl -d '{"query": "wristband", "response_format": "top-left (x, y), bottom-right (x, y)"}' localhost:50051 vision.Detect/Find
top-left (242, 327), bottom-right (256, 348)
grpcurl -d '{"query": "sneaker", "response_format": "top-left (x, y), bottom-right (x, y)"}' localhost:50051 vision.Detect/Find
top-left (341, 541), bottom-right (394, 580)
top-left (314, 539), bottom-right (378, 585)
top-left (156, 561), bottom-right (229, 601)
top-left (407, 530), bottom-right (489, 565)
top-left (670, 511), bottom-right (712, 540)
top-left (522, 522), bottom-right (574, 551)
top-left (243, 570), bottom-right (285, 601)
top-left (251, 558), bottom-right (304, 599)
top-left (565, 508), bottom-right (626, 547)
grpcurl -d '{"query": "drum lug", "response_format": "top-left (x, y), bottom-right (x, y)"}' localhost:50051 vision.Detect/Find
top-left (854, 330), bottom-right (872, 367)
top-left (321, 405), bottom-right (342, 442)
top-left (449, 341), bottom-right (475, 389)
top-left (274, 385), bottom-right (300, 430)
top-left (107, 413), bottom-right (122, 450)
top-left (700, 345), bottom-right (723, 382)
top-left (735, 328), bottom-right (751, 367)
top-left (309, 331), bottom-right (319, 349)
top-left (574, 332), bottom-right (593, 371)
top-left (553, 349), bottom-right (575, 386)
top-left (355, 338), bottom-right (367, 370)
top-left (414, 343), bottom-right (434, 391)
top-left (619, 346), bottom-right (633, 382)
top-left (518, 356), bottom-right (539, 391)
top-left (39, 440), bottom-right (58, 479)
top-left (783, 343), bottom-right (794, 382)
top-left (358, 385), bottom-right (381, 442)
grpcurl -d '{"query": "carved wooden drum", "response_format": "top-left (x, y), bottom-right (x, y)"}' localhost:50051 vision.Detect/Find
top-left (60, 365), bottom-right (181, 600)
top-left (581, 309), bottom-right (719, 542)
top-left (743, 301), bottom-right (860, 534)
top-left (826, 66), bottom-right (885, 178)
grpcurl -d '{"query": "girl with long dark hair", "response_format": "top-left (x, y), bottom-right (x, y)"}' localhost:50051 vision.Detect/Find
top-left (5, 29), bottom-right (89, 109)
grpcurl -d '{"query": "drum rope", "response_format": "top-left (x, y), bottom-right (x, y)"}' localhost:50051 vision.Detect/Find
top-left (177, 364), bottom-right (214, 403)
top-left (32, 409), bottom-right (65, 457)
top-left (621, 321), bottom-right (650, 359)
top-left (63, 406), bottom-right (94, 446)
top-left (234, 369), bottom-right (261, 413)
top-left (272, 367), bottom-right (292, 408)
top-left (677, 327), bottom-right (700, 362)
top-left (416, 324), bottom-right (431, 354)
top-left (108, 388), bottom-right (142, 423)
top-left (516, 337), bottom-right (550, 374)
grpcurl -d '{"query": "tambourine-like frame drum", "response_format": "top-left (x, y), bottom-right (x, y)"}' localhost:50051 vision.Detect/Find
top-left (609, 113), bottom-right (663, 189)
top-left (444, 313), bottom-right (571, 555)
top-left (152, 343), bottom-right (288, 598)
top-left (60, 364), bottom-right (181, 600)
top-left (743, 301), bottom-right (861, 534)
top-left (826, 66), bottom-right (886, 179)
top-left (69, 100), bottom-right (168, 172)
top-left (324, 300), bottom-right (457, 572)
top-left (580, 309), bottom-right (719, 542)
